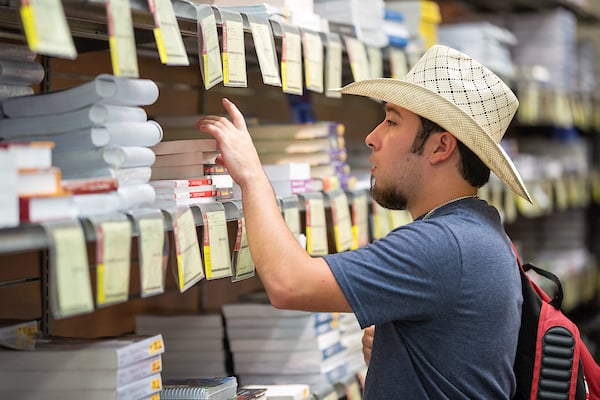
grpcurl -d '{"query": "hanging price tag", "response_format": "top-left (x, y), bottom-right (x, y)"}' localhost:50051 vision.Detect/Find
top-left (350, 190), bottom-right (369, 249)
top-left (232, 217), bottom-right (255, 281)
top-left (302, 29), bottom-right (323, 93)
top-left (302, 193), bottom-right (328, 256)
top-left (247, 15), bottom-right (281, 86)
top-left (220, 9), bottom-right (247, 88)
top-left (107, 0), bottom-right (139, 77)
top-left (325, 33), bottom-right (342, 98)
top-left (198, 203), bottom-right (232, 280)
top-left (327, 189), bottom-right (353, 252)
top-left (92, 216), bottom-right (132, 307)
top-left (281, 25), bottom-right (303, 95)
top-left (170, 206), bottom-right (204, 292)
top-left (148, 0), bottom-right (189, 65)
top-left (43, 221), bottom-right (93, 319)
top-left (20, 0), bottom-right (77, 59)
top-left (343, 36), bottom-right (370, 82)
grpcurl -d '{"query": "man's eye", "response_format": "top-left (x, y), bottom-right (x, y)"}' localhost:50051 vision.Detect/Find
top-left (386, 120), bottom-right (396, 126)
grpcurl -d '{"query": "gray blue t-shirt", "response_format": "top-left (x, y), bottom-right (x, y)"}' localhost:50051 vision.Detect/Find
top-left (324, 197), bottom-right (522, 399)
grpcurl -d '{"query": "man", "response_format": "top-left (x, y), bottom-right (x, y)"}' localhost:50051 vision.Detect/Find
top-left (196, 45), bottom-right (531, 399)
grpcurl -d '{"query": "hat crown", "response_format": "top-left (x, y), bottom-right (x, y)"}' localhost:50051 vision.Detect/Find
top-left (404, 45), bottom-right (518, 143)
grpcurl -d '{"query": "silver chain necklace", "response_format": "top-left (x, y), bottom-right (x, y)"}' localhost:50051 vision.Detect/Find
top-left (422, 195), bottom-right (478, 220)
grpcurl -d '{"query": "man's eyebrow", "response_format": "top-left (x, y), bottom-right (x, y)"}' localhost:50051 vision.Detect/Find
top-left (384, 104), bottom-right (403, 119)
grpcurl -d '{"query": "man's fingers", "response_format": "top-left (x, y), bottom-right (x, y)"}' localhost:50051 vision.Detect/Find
top-left (222, 98), bottom-right (247, 130)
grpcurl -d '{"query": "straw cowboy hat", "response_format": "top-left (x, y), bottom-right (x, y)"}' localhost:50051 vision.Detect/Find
top-left (340, 44), bottom-right (532, 202)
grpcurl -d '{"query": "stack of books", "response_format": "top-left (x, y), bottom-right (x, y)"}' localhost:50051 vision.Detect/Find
top-left (314, 0), bottom-right (387, 48)
top-left (0, 73), bottom-right (161, 216)
top-left (385, 0), bottom-right (441, 51)
top-left (135, 314), bottom-right (228, 380)
top-left (337, 313), bottom-right (366, 377)
top-left (0, 334), bottom-right (165, 400)
top-left (151, 138), bottom-right (235, 205)
top-left (249, 121), bottom-right (353, 190)
top-left (222, 299), bottom-right (348, 389)
top-left (438, 22), bottom-right (517, 80)
top-left (262, 163), bottom-right (311, 198)
top-left (0, 140), bottom-right (77, 223)
top-left (161, 376), bottom-right (238, 400)
top-left (0, 42), bottom-right (43, 106)
top-left (0, 145), bottom-right (19, 227)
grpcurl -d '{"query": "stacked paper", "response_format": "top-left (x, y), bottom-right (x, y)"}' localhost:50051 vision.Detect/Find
top-left (263, 163), bottom-right (312, 198)
top-left (508, 8), bottom-right (577, 92)
top-left (249, 121), bottom-right (353, 190)
top-left (337, 313), bottom-right (365, 375)
top-left (438, 22), bottom-right (517, 80)
top-left (0, 74), bottom-right (162, 216)
top-left (161, 376), bottom-right (238, 400)
top-left (150, 138), bottom-right (235, 205)
top-left (385, 0), bottom-right (441, 50)
top-left (0, 148), bottom-right (18, 227)
top-left (314, 0), bottom-right (387, 48)
top-left (222, 301), bottom-right (348, 389)
top-left (135, 314), bottom-right (228, 380)
top-left (0, 334), bottom-right (164, 400)
top-left (0, 42), bottom-right (43, 108)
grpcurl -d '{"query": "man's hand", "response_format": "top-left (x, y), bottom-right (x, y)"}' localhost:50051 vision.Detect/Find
top-left (362, 325), bottom-right (374, 366)
top-left (195, 98), bottom-right (263, 190)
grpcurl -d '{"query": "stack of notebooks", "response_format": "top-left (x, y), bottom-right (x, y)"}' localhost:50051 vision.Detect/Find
top-left (263, 163), bottom-right (311, 198)
top-left (248, 121), bottom-right (353, 190)
top-left (150, 138), bottom-right (235, 206)
top-left (161, 376), bottom-right (238, 400)
top-left (0, 42), bottom-right (44, 106)
top-left (337, 313), bottom-right (366, 377)
top-left (384, 0), bottom-right (441, 51)
top-left (0, 334), bottom-right (165, 400)
top-left (0, 145), bottom-right (20, 227)
top-left (0, 140), bottom-right (78, 223)
top-left (222, 298), bottom-right (348, 389)
top-left (438, 22), bottom-right (517, 80)
top-left (314, 0), bottom-right (387, 48)
top-left (135, 313), bottom-right (228, 380)
top-left (0, 73), bottom-right (162, 216)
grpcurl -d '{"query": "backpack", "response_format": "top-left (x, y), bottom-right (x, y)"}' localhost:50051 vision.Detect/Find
top-left (512, 249), bottom-right (600, 400)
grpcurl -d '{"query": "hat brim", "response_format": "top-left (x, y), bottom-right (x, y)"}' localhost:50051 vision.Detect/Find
top-left (340, 78), bottom-right (532, 203)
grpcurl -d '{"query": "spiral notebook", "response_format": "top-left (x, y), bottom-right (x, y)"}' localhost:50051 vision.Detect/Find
top-left (161, 376), bottom-right (237, 400)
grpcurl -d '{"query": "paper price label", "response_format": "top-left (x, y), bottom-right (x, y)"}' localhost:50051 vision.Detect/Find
top-left (49, 224), bottom-right (94, 318)
top-left (148, 0), bottom-right (189, 65)
top-left (221, 18), bottom-right (247, 87)
top-left (20, 0), bottom-right (77, 59)
top-left (305, 197), bottom-right (328, 256)
top-left (302, 31), bottom-right (323, 93)
top-left (202, 210), bottom-right (232, 280)
top-left (107, 0), bottom-right (139, 77)
top-left (344, 36), bottom-right (370, 82)
top-left (173, 207), bottom-right (204, 292)
top-left (330, 192), bottom-right (353, 252)
top-left (96, 220), bottom-right (132, 306)
top-left (233, 217), bottom-right (255, 281)
top-left (351, 193), bottom-right (369, 249)
top-left (199, 12), bottom-right (223, 89)
top-left (249, 20), bottom-right (281, 86)
top-left (138, 217), bottom-right (166, 297)
top-left (325, 35), bottom-right (342, 98)
top-left (281, 30), bottom-right (302, 95)
top-left (390, 47), bottom-right (408, 79)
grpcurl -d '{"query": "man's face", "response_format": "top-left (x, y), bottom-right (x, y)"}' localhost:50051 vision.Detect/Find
top-left (365, 104), bottom-right (426, 210)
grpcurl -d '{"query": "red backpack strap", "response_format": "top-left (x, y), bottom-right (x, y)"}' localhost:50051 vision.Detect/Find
top-left (581, 344), bottom-right (600, 399)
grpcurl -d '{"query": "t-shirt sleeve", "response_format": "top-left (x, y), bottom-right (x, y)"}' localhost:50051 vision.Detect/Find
top-left (323, 220), bottom-right (463, 328)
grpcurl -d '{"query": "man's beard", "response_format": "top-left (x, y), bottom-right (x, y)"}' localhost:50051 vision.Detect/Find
top-left (370, 175), bottom-right (407, 211)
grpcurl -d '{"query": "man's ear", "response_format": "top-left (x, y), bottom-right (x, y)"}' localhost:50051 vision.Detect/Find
top-left (429, 131), bottom-right (458, 165)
